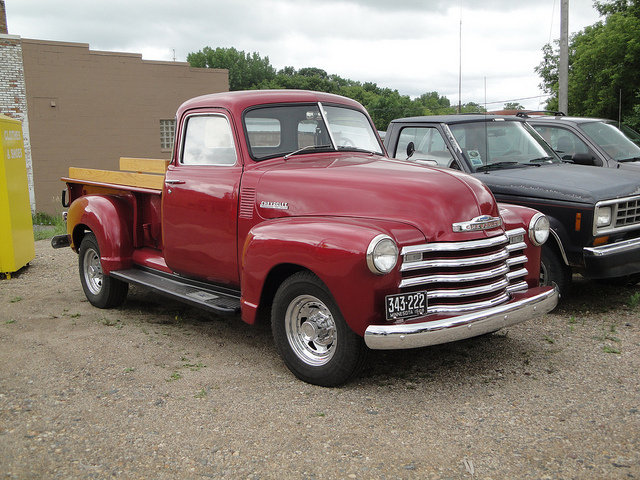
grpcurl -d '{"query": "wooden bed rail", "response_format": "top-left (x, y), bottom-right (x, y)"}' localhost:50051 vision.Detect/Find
top-left (67, 157), bottom-right (170, 191)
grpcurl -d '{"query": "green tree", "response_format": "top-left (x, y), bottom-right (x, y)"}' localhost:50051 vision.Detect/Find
top-left (187, 47), bottom-right (275, 91)
top-left (460, 102), bottom-right (486, 113)
top-left (187, 47), bottom-right (459, 130)
top-left (503, 102), bottom-right (525, 110)
top-left (535, 0), bottom-right (640, 127)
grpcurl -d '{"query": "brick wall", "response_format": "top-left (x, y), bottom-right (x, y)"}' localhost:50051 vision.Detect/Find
top-left (21, 39), bottom-right (228, 215)
top-left (0, 1), bottom-right (7, 35)
top-left (0, 34), bottom-right (35, 212)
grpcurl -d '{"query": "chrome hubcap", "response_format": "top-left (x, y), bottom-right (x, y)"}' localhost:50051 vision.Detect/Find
top-left (285, 294), bottom-right (336, 366)
top-left (83, 247), bottom-right (103, 295)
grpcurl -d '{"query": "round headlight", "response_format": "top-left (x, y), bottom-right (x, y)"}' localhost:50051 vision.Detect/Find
top-left (367, 235), bottom-right (398, 275)
top-left (529, 213), bottom-right (550, 246)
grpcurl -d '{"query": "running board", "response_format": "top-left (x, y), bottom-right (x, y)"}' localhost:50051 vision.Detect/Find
top-left (110, 267), bottom-right (241, 316)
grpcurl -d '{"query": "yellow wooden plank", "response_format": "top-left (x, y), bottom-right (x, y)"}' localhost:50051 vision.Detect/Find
top-left (119, 157), bottom-right (170, 174)
top-left (68, 167), bottom-right (164, 190)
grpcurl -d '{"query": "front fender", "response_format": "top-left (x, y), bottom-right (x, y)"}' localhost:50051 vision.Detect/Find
top-left (240, 217), bottom-right (424, 336)
top-left (67, 195), bottom-right (134, 274)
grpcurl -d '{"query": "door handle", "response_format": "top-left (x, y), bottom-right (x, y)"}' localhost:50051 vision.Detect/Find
top-left (164, 179), bottom-right (185, 185)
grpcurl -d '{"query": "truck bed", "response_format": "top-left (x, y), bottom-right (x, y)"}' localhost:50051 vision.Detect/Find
top-left (63, 157), bottom-right (169, 192)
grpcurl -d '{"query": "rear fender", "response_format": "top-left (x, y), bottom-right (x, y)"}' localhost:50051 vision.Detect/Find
top-left (240, 218), bottom-right (424, 336)
top-left (67, 195), bottom-right (134, 274)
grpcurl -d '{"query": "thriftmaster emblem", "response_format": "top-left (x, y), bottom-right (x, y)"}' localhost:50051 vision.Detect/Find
top-left (260, 201), bottom-right (289, 210)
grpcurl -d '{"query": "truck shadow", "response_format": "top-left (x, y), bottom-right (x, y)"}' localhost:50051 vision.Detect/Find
top-left (117, 279), bottom-right (639, 389)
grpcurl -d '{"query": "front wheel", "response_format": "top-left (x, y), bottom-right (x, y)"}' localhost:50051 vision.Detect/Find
top-left (540, 244), bottom-right (572, 296)
top-left (271, 272), bottom-right (368, 387)
top-left (78, 233), bottom-right (129, 309)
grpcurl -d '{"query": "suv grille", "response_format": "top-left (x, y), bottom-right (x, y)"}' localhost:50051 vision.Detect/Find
top-left (399, 229), bottom-right (528, 314)
top-left (595, 195), bottom-right (640, 235)
top-left (615, 198), bottom-right (640, 227)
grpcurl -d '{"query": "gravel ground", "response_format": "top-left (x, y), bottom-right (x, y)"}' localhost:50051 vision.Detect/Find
top-left (1, 239), bottom-right (639, 479)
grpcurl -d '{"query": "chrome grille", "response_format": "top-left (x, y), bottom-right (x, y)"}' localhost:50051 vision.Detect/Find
top-left (399, 229), bottom-right (528, 314)
top-left (615, 198), bottom-right (640, 227)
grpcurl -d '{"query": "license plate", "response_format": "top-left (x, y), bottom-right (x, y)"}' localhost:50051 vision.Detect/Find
top-left (386, 291), bottom-right (427, 320)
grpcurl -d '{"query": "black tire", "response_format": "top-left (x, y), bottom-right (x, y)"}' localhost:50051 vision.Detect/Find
top-left (540, 244), bottom-right (572, 296)
top-left (271, 271), bottom-right (368, 387)
top-left (78, 233), bottom-right (129, 309)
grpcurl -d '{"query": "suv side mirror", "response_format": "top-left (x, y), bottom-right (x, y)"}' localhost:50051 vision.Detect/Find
top-left (572, 153), bottom-right (596, 166)
top-left (406, 141), bottom-right (415, 159)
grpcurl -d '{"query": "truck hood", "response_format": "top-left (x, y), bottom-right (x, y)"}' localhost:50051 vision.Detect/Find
top-left (254, 154), bottom-right (501, 242)
top-left (473, 163), bottom-right (640, 204)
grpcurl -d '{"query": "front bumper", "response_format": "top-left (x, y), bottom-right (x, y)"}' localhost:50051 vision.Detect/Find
top-left (364, 286), bottom-right (558, 350)
top-left (583, 237), bottom-right (640, 279)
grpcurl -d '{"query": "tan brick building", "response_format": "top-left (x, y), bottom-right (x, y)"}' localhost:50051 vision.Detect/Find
top-left (0, 1), bottom-right (228, 215)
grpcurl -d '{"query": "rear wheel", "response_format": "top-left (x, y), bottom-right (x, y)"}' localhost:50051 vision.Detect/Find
top-left (540, 244), bottom-right (572, 296)
top-left (271, 272), bottom-right (368, 387)
top-left (78, 233), bottom-right (128, 309)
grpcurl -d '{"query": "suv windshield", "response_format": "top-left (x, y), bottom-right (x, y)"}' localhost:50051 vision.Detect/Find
top-left (449, 120), bottom-right (560, 172)
top-left (244, 103), bottom-right (383, 161)
top-left (585, 121), bottom-right (640, 160)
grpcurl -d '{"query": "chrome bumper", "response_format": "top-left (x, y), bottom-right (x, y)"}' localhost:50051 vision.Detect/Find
top-left (583, 237), bottom-right (640, 278)
top-left (364, 286), bottom-right (558, 350)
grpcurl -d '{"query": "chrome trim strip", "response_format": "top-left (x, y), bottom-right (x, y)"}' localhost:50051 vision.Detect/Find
top-left (507, 241), bottom-right (526, 252)
top-left (549, 229), bottom-right (570, 265)
top-left (426, 292), bottom-right (510, 313)
top-left (401, 234), bottom-right (508, 255)
top-left (401, 248), bottom-right (508, 272)
top-left (506, 280), bottom-right (528, 293)
top-left (426, 278), bottom-right (509, 299)
top-left (506, 254), bottom-right (527, 267)
top-left (399, 264), bottom-right (509, 288)
top-left (506, 227), bottom-right (526, 237)
top-left (506, 267), bottom-right (528, 281)
top-left (584, 236), bottom-right (640, 257)
top-left (364, 287), bottom-right (559, 350)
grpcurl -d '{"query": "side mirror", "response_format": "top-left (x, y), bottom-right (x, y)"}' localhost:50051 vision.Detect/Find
top-left (406, 141), bottom-right (415, 159)
top-left (572, 153), bottom-right (596, 166)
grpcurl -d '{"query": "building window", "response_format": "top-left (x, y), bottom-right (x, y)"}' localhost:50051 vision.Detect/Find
top-left (160, 119), bottom-right (176, 150)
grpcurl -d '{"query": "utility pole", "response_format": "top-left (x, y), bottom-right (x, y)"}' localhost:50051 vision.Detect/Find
top-left (458, 3), bottom-right (462, 114)
top-left (559, 0), bottom-right (569, 114)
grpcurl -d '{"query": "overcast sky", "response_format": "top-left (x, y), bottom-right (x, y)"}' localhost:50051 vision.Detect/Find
top-left (7, 0), bottom-right (602, 110)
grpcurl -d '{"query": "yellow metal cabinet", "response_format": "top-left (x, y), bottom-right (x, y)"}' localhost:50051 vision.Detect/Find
top-left (0, 114), bottom-right (35, 277)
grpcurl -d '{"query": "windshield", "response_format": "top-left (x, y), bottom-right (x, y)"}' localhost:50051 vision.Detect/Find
top-left (244, 103), bottom-right (383, 161)
top-left (589, 121), bottom-right (640, 159)
top-left (449, 120), bottom-right (560, 172)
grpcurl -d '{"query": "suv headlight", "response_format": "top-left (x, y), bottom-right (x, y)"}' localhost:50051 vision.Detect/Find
top-left (367, 235), bottom-right (398, 274)
top-left (595, 205), bottom-right (612, 228)
top-left (529, 213), bottom-right (550, 246)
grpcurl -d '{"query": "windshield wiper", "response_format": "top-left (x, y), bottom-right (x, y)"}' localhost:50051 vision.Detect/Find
top-left (618, 156), bottom-right (640, 163)
top-left (336, 145), bottom-right (379, 155)
top-left (476, 161), bottom-right (522, 172)
top-left (283, 144), bottom-right (332, 160)
top-left (528, 156), bottom-right (554, 163)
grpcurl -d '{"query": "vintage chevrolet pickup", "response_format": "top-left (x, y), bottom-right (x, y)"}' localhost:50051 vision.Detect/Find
top-left (52, 90), bottom-right (558, 386)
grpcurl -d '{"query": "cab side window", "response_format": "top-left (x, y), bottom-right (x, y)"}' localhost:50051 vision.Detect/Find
top-left (396, 127), bottom-right (456, 168)
top-left (181, 115), bottom-right (237, 165)
top-left (533, 125), bottom-right (589, 161)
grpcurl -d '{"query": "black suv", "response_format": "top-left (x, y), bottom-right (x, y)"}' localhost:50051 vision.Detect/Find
top-left (384, 115), bottom-right (640, 294)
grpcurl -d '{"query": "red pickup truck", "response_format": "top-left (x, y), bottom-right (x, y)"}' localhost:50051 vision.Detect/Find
top-left (52, 90), bottom-right (558, 386)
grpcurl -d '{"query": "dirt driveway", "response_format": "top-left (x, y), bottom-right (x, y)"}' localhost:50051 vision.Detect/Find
top-left (1, 240), bottom-right (639, 479)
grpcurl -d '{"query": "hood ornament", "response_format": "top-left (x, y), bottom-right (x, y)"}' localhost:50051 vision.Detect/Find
top-left (452, 215), bottom-right (502, 232)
